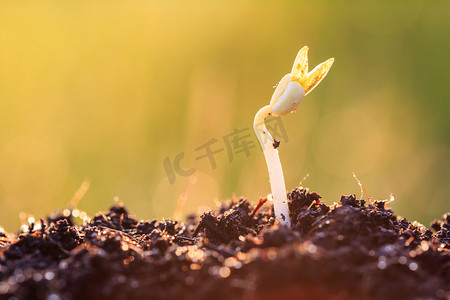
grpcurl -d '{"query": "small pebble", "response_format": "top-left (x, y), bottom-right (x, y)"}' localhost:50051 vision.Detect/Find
top-left (398, 256), bottom-right (407, 265)
top-left (408, 262), bottom-right (418, 271)
top-left (307, 244), bottom-right (317, 254)
top-left (33, 273), bottom-right (43, 282)
top-left (130, 280), bottom-right (139, 289)
top-left (44, 272), bottom-right (55, 281)
top-left (0, 282), bottom-right (8, 293)
top-left (219, 267), bottom-right (231, 278)
top-left (47, 294), bottom-right (60, 300)
top-left (377, 261), bottom-right (387, 270)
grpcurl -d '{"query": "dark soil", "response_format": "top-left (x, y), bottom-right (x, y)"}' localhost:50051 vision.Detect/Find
top-left (0, 188), bottom-right (449, 300)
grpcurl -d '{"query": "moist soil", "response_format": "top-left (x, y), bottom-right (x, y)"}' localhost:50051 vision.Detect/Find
top-left (0, 188), bottom-right (449, 300)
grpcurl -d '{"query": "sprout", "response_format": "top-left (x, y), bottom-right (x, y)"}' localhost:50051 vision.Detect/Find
top-left (253, 46), bottom-right (334, 226)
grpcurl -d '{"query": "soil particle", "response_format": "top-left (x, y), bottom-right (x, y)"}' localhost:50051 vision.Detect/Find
top-left (0, 189), bottom-right (448, 300)
top-left (272, 139), bottom-right (280, 149)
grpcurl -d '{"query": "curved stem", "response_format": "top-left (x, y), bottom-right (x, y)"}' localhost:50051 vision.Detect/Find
top-left (253, 105), bottom-right (291, 226)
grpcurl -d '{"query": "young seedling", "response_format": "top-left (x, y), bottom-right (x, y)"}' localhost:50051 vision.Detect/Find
top-left (253, 46), bottom-right (334, 226)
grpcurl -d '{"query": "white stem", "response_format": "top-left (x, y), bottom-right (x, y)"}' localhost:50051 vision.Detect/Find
top-left (253, 105), bottom-right (291, 226)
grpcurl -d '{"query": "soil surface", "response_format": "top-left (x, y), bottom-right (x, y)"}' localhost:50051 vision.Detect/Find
top-left (0, 188), bottom-right (449, 300)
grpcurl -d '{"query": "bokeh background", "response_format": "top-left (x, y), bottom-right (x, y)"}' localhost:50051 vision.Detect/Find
top-left (0, 0), bottom-right (449, 231)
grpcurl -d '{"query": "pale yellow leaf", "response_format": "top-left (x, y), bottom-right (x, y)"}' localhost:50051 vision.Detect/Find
top-left (291, 46), bottom-right (309, 81)
top-left (299, 58), bottom-right (334, 95)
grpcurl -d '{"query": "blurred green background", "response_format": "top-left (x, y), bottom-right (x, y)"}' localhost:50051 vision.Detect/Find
top-left (0, 0), bottom-right (449, 231)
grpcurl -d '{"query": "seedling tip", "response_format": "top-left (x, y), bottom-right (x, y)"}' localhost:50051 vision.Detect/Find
top-left (253, 47), bottom-right (334, 226)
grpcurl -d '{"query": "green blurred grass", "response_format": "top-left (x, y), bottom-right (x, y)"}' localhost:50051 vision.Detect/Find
top-left (0, 0), bottom-right (449, 231)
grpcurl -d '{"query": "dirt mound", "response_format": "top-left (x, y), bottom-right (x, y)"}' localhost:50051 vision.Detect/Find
top-left (0, 188), bottom-right (448, 299)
